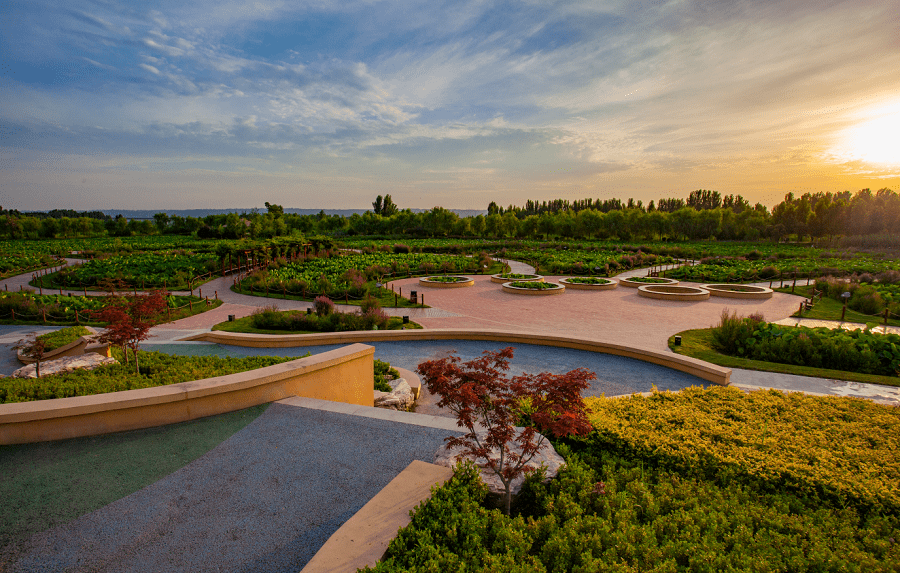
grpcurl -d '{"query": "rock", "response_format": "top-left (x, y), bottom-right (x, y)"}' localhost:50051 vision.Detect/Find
top-left (12, 353), bottom-right (118, 379)
top-left (433, 430), bottom-right (564, 497)
top-left (373, 378), bottom-right (415, 410)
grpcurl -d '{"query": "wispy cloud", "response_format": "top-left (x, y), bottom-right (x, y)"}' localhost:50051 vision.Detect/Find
top-left (0, 0), bottom-right (897, 210)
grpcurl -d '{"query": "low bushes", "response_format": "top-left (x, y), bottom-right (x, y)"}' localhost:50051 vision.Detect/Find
top-left (374, 358), bottom-right (400, 392)
top-left (711, 310), bottom-right (900, 376)
top-left (250, 298), bottom-right (389, 332)
top-left (0, 351), bottom-right (296, 403)
top-left (507, 281), bottom-right (559, 290)
top-left (36, 325), bottom-right (91, 351)
top-left (365, 388), bottom-right (899, 571)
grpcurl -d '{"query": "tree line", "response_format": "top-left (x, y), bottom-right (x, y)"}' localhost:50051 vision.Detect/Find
top-left (1, 188), bottom-right (896, 243)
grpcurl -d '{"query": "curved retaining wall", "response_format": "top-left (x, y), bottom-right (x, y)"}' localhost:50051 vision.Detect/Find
top-left (184, 329), bottom-right (731, 386)
top-left (0, 344), bottom-right (375, 445)
top-left (620, 277), bottom-right (679, 288)
top-left (17, 334), bottom-right (111, 365)
top-left (418, 277), bottom-right (475, 288)
top-left (558, 278), bottom-right (617, 290)
top-left (701, 284), bottom-right (774, 299)
top-left (637, 285), bottom-right (710, 301)
top-left (490, 274), bottom-right (544, 284)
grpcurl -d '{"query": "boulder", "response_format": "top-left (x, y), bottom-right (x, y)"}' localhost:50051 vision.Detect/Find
top-left (373, 378), bottom-right (415, 410)
top-left (433, 430), bottom-right (564, 497)
top-left (12, 353), bottom-right (118, 379)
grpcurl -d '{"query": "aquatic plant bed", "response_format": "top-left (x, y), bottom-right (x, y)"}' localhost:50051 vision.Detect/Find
top-left (418, 276), bottom-right (474, 288)
top-left (701, 283), bottom-right (774, 299)
top-left (501, 281), bottom-right (565, 296)
top-left (638, 284), bottom-right (710, 301)
top-left (619, 276), bottom-right (679, 288)
top-left (559, 277), bottom-right (617, 290)
top-left (490, 273), bottom-right (544, 284)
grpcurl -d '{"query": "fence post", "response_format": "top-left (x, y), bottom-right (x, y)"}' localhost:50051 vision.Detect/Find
top-left (42, 309), bottom-right (46, 323)
top-left (75, 309), bottom-right (80, 324)
top-left (11, 309), bottom-right (14, 321)
top-left (189, 300), bottom-right (193, 311)
top-left (215, 290), bottom-right (218, 300)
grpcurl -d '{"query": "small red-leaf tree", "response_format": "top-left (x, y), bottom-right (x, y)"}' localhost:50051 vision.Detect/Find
top-left (416, 347), bottom-right (595, 514)
top-left (14, 332), bottom-right (48, 378)
top-left (92, 292), bottom-right (167, 373)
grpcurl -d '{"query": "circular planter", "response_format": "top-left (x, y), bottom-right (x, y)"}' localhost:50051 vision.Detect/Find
top-left (700, 284), bottom-right (774, 299)
top-left (558, 277), bottom-right (618, 290)
top-left (637, 285), bottom-right (710, 301)
top-left (418, 276), bottom-right (475, 288)
top-left (501, 281), bottom-right (565, 296)
top-left (620, 277), bottom-right (679, 288)
top-left (490, 273), bottom-right (544, 284)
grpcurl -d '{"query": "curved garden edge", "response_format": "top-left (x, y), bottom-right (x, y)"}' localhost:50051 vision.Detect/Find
top-left (701, 284), bottom-right (774, 300)
top-left (418, 277), bottom-right (475, 288)
top-left (500, 282), bottom-right (565, 296)
top-left (558, 278), bottom-right (618, 290)
top-left (637, 284), bottom-right (711, 301)
top-left (16, 330), bottom-right (110, 365)
top-left (668, 328), bottom-right (900, 388)
top-left (0, 344), bottom-right (375, 445)
top-left (619, 277), bottom-right (679, 288)
top-left (182, 328), bottom-right (731, 386)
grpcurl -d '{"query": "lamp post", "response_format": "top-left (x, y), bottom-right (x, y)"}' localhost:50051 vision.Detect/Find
top-left (841, 292), bottom-right (851, 321)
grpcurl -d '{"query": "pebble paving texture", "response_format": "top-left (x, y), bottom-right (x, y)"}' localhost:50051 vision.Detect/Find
top-left (5, 404), bottom-right (461, 572)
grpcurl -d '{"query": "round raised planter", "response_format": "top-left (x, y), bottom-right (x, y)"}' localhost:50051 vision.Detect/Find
top-left (501, 281), bottom-right (565, 296)
top-left (558, 277), bottom-right (618, 290)
top-left (620, 276), bottom-right (679, 288)
top-left (700, 284), bottom-right (774, 299)
top-left (490, 273), bottom-right (545, 284)
top-left (637, 284), bottom-right (710, 301)
top-left (418, 276), bottom-right (475, 288)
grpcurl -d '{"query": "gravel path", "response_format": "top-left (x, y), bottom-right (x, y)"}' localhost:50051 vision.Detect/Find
top-left (5, 401), bottom-right (461, 573)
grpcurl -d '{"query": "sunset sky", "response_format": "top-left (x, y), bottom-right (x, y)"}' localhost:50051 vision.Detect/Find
top-left (2, 0), bottom-right (898, 212)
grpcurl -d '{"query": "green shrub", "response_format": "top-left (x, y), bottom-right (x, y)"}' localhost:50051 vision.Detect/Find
top-left (0, 351), bottom-right (298, 403)
top-left (374, 358), bottom-right (400, 392)
top-left (36, 326), bottom-right (91, 351)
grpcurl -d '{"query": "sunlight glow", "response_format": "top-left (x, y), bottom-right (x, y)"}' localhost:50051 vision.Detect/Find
top-left (830, 104), bottom-right (900, 167)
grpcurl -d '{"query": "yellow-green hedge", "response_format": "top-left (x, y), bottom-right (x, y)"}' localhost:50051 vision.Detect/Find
top-left (584, 387), bottom-right (900, 514)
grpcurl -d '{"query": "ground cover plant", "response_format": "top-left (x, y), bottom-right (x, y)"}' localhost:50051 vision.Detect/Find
top-left (35, 326), bottom-right (91, 351)
top-left (506, 281), bottom-right (561, 290)
top-left (782, 284), bottom-right (900, 327)
top-left (374, 358), bottom-right (400, 392)
top-left (422, 276), bottom-right (470, 282)
top-left (623, 276), bottom-right (672, 284)
top-left (363, 388), bottom-right (900, 572)
top-left (563, 277), bottom-right (613, 284)
top-left (40, 252), bottom-right (218, 291)
top-left (667, 252), bottom-right (900, 284)
top-left (238, 251), bottom-right (501, 306)
top-left (496, 272), bottom-right (539, 279)
top-left (0, 350), bottom-right (299, 403)
top-left (710, 310), bottom-right (900, 376)
top-left (0, 252), bottom-right (60, 279)
top-left (670, 326), bottom-right (900, 387)
top-left (0, 291), bottom-right (221, 325)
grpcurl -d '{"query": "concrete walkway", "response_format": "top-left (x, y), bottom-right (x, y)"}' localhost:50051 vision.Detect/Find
top-left (4, 399), bottom-right (463, 573)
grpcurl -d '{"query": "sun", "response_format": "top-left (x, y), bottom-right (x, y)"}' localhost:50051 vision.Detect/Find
top-left (830, 104), bottom-right (900, 167)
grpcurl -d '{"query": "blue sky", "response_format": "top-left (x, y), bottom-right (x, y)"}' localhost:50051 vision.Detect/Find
top-left (1, 0), bottom-right (898, 211)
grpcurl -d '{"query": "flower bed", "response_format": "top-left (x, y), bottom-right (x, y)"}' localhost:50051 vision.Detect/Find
top-left (490, 273), bottom-right (544, 284)
top-left (418, 276), bottom-right (474, 288)
top-left (619, 276), bottom-right (679, 288)
top-left (559, 277), bottom-right (617, 290)
top-left (501, 281), bottom-right (565, 296)
top-left (701, 284), bottom-right (774, 299)
top-left (637, 284), bottom-right (710, 301)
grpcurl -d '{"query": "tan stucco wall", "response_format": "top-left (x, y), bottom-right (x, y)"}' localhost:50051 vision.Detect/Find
top-left (0, 344), bottom-right (374, 445)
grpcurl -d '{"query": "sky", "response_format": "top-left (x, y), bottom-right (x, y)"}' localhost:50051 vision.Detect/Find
top-left (1, 0), bottom-right (899, 212)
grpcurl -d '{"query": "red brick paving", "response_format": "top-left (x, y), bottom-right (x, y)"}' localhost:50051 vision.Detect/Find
top-left (389, 275), bottom-right (802, 352)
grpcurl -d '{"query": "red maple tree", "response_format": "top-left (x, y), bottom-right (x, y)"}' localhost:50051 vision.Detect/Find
top-left (14, 332), bottom-right (48, 378)
top-left (92, 292), bottom-right (167, 373)
top-left (416, 347), bottom-right (595, 514)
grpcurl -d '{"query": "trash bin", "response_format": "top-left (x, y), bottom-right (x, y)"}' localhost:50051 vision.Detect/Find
top-left (410, 290), bottom-right (418, 304)
top-left (228, 315), bottom-right (235, 322)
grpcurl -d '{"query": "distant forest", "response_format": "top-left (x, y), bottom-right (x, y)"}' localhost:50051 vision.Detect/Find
top-left (1, 188), bottom-right (897, 245)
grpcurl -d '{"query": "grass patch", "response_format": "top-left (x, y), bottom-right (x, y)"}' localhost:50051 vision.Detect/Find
top-left (36, 326), bottom-right (91, 351)
top-left (0, 403), bottom-right (269, 557)
top-left (669, 327), bottom-right (900, 387)
top-left (779, 285), bottom-right (900, 327)
top-left (211, 313), bottom-right (422, 334)
top-left (230, 285), bottom-right (430, 309)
